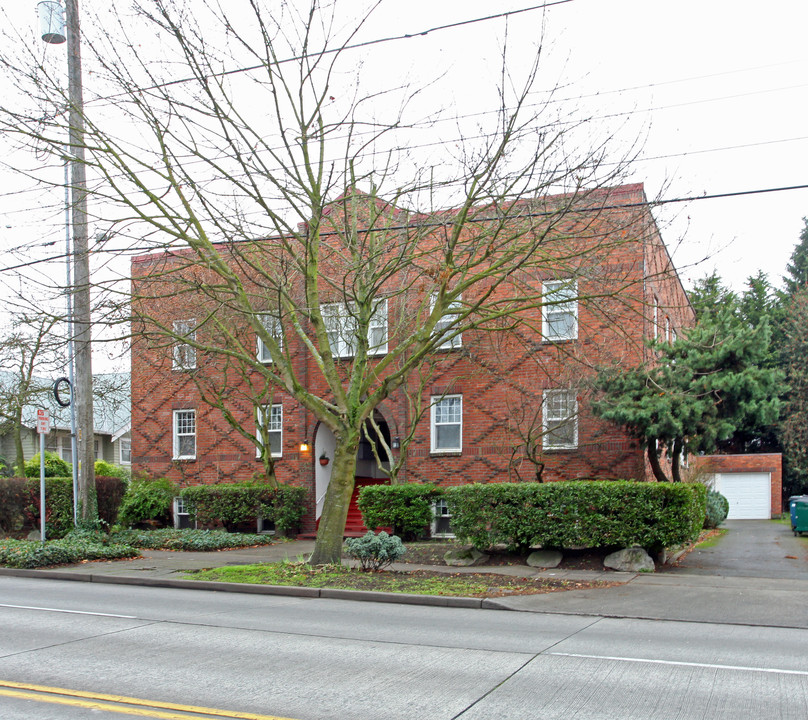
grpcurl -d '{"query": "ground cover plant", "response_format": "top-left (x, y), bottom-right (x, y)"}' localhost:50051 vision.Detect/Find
top-left (110, 528), bottom-right (276, 551)
top-left (0, 531), bottom-right (139, 569)
top-left (188, 561), bottom-right (614, 598)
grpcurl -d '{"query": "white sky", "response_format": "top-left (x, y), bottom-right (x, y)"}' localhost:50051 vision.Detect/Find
top-left (1, 0), bottom-right (806, 349)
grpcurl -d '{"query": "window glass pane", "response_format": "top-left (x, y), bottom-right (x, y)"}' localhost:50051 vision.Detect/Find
top-left (178, 435), bottom-right (195, 457)
top-left (120, 439), bottom-right (131, 464)
top-left (436, 424), bottom-right (460, 450)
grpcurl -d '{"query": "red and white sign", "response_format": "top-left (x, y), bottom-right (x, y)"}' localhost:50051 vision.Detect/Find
top-left (37, 408), bottom-right (50, 435)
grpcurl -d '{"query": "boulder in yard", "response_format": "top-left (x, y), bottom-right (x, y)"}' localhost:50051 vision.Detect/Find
top-left (604, 546), bottom-right (655, 573)
top-left (444, 547), bottom-right (490, 567)
top-left (526, 549), bottom-right (563, 568)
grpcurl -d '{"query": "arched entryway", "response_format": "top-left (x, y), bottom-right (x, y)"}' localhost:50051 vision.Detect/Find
top-left (313, 410), bottom-right (393, 535)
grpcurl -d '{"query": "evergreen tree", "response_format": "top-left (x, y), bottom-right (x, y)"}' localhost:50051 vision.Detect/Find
top-left (780, 289), bottom-right (808, 494)
top-left (592, 306), bottom-right (782, 481)
top-left (784, 219), bottom-right (808, 295)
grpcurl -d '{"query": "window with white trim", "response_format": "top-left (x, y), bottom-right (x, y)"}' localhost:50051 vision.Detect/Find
top-left (542, 280), bottom-right (578, 341)
top-left (321, 301), bottom-right (387, 357)
top-left (432, 498), bottom-right (454, 538)
top-left (173, 409), bottom-right (196, 459)
top-left (543, 390), bottom-right (578, 449)
top-left (665, 316), bottom-right (671, 342)
top-left (120, 438), bottom-right (131, 465)
top-left (257, 314), bottom-right (282, 363)
top-left (256, 404), bottom-right (283, 458)
top-left (431, 293), bottom-right (462, 349)
top-left (431, 395), bottom-right (462, 453)
top-left (652, 296), bottom-right (659, 339)
top-left (173, 319), bottom-right (196, 370)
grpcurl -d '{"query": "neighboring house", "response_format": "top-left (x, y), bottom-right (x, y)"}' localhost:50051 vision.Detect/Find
top-left (0, 372), bottom-right (131, 471)
top-left (130, 183), bottom-right (694, 533)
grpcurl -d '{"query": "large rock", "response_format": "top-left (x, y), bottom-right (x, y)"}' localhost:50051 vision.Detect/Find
top-left (444, 547), bottom-right (490, 567)
top-left (526, 549), bottom-right (563, 568)
top-left (604, 546), bottom-right (655, 573)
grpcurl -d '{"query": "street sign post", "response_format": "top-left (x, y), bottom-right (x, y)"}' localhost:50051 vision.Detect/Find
top-left (37, 408), bottom-right (49, 543)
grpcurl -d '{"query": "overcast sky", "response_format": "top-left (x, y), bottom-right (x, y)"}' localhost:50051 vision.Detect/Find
top-left (1, 0), bottom-right (806, 319)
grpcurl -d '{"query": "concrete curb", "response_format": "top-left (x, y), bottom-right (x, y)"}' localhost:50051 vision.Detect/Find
top-left (0, 567), bottom-right (489, 609)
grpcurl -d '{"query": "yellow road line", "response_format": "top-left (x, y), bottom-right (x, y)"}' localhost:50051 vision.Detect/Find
top-left (0, 681), bottom-right (298, 720)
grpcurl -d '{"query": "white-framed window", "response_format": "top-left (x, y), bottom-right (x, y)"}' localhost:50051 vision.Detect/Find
top-left (652, 296), bottom-right (659, 339)
top-left (256, 404), bottom-right (283, 458)
top-left (322, 301), bottom-right (387, 357)
top-left (542, 280), bottom-right (578, 341)
top-left (119, 438), bottom-right (131, 465)
top-left (257, 313), bottom-right (282, 363)
top-left (431, 498), bottom-right (454, 538)
top-left (671, 325), bottom-right (678, 343)
top-left (431, 293), bottom-right (462, 349)
top-left (431, 395), bottom-right (462, 453)
top-left (94, 439), bottom-right (102, 461)
top-left (173, 409), bottom-right (196, 460)
top-left (665, 316), bottom-right (671, 342)
top-left (173, 319), bottom-right (196, 370)
top-left (543, 390), bottom-right (578, 450)
top-left (46, 434), bottom-right (73, 464)
top-left (173, 496), bottom-right (196, 529)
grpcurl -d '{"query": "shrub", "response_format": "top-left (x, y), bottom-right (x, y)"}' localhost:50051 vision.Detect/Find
top-left (95, 460), bottom-right (131, 481)
top-left (357, 484), bottom-right (444, 540)
top-left (704, 489), bottom-right (730, 529)
top-left (95, 476), bottom-right (128, 526)
top-left (0, 534), bottom-right (139, 569)
top-left (343, 531), bottom-right (406, 571)
top-left (110, 528), bottom-right (275, 551)
top-left (0, 456), bottom-right (12, 478)
top-left (181, 484), bottom-right (306, 535)
top-left (24, 452), bottom-right (71, 478)
top-left (24, 477), bottom-right (74, 539)
top-left (0, 477), bottom-right (28, 532)
top-left (445, 481), bottom-right (707, 552)
top-left (117, 478), bottom-right (176, 528)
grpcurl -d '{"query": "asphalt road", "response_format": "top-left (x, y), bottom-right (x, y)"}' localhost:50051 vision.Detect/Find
top-left (1, 576), bottom-right (807, 719)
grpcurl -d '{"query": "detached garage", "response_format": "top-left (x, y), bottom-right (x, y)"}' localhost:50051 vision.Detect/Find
top-left (695, 453), bottom-right (782, 519)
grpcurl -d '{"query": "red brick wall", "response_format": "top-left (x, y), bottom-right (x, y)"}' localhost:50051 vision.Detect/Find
top-left (130, 185), bottom-right (692, 531)
top-left (695, 453), bottom-right (783, 516)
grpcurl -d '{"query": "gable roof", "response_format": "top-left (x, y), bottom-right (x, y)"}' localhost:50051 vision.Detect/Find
top-left (0, 371), bottom-right (130, 436)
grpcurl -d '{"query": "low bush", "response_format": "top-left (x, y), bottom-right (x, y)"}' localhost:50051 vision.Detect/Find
top-left (0, 477), bottom-right (28, 532)
top-left (704, 489), bottom-right (730, 529)
top-left (24, 477), bottom-right (74, 539)
top-left (95, 460), bottom-right (131, 481)
top-left (180, 484), bottom-right (307, 535)
top-left (0, 533), bottom-right (139, 569)
top-left (23, 452), bottom-right (71, 478)
top-left (109, 528), bottom-right (275, 551)
top-left (117, 478), bottom-right (176, 528)
top-left (445, 481), bottom-right (707, 552)
top-left (357, 484), bottom-right (444, 540)
top-left (95, 476), bottom-right (128, 527)
top-left (344, 531), bottom-right (406, 571)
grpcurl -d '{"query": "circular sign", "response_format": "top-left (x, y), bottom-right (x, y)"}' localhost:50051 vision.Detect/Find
top-left (53, 376), bottom-right (72, 407)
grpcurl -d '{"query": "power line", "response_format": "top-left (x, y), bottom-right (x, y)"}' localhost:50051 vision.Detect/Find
top-left (2, 181), bottom-right (808, 275)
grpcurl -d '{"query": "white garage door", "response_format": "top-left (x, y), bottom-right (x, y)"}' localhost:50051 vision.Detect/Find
top-left (713, 472), bottom-right (771, 519)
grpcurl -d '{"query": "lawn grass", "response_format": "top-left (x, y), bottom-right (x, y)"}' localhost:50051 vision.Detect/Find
top-left (187, 561), bottom-right (612, 598)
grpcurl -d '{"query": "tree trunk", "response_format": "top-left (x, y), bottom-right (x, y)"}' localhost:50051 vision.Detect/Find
top-left (670, 438), bottom-right (683, 483)
top-left (308, 433), bottom-right (360, 565)
top-left (647, 440), bottom-right (669, 482)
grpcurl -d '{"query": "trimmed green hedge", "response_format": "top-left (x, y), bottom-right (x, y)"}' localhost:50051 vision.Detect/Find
top-left (0, 476), bottom-right (127, 538)
top-left (445, 481), bottom-right (707, 551)
top-left (357, 484), bottom-right (444, 539)
top-left (180, 484), bottom-right (307, 535)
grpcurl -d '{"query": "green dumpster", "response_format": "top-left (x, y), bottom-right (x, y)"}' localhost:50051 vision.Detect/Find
top-left (791, 496), bottom-right (808, 536)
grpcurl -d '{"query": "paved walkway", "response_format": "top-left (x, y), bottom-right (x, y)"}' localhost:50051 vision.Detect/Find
top-left (671, 519), bottom-right (808, 579)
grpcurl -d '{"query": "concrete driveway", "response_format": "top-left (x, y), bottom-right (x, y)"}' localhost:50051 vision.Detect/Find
top-left (672, 519), bottom-right (808, 579)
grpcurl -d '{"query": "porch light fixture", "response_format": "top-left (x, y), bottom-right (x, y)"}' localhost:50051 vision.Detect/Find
top-left (392, 436), bottom-right (400, 449)
top-left (299, 442), bottom-right (309, 452)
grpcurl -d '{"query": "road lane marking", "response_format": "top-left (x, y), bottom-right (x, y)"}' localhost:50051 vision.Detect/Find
top-left (0, 681), bottom-right (299, 720)
top-left (549, 652), bottom-right (808, 676)
top-left (0, 603), bottom-right (136, 618)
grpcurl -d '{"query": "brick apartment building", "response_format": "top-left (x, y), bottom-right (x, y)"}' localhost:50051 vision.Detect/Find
top-left (130, 183), bottom-right (694, 533)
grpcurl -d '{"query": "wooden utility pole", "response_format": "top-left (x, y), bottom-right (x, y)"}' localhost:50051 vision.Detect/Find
top-left (65, 0), bottom-right (96, 522)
